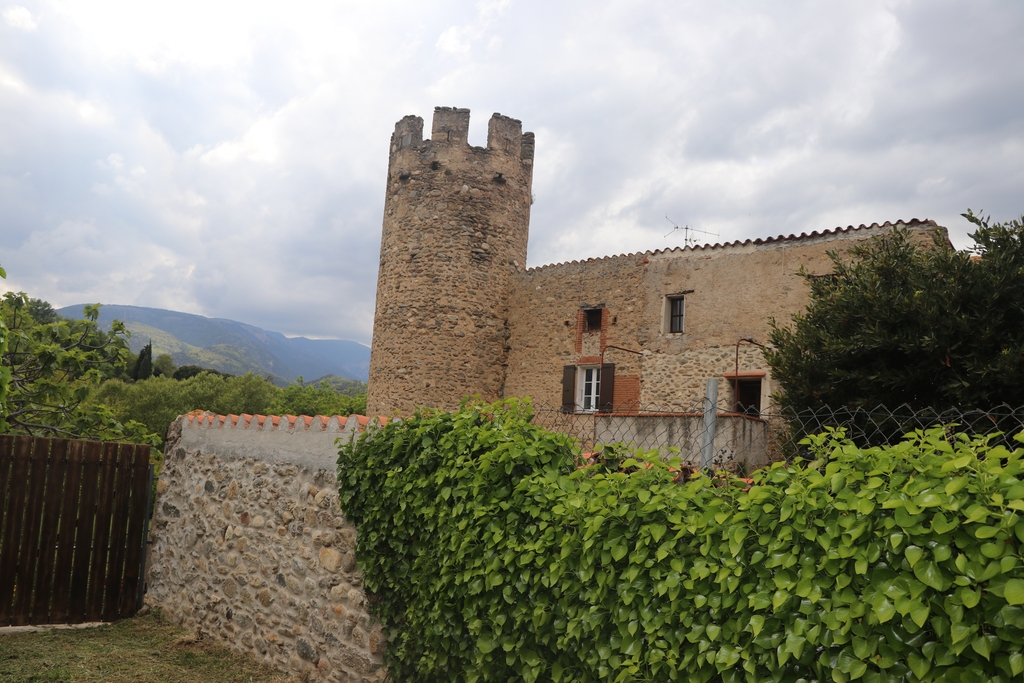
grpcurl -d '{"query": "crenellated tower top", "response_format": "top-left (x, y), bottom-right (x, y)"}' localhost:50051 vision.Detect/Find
top-left (368, 107), bottom-right (535, 416)
top-left (389, 107), bottom-right (535, 164)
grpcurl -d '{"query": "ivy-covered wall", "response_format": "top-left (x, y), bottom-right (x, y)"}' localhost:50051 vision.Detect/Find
top-left (338, 400), bottom-right (1024, 683)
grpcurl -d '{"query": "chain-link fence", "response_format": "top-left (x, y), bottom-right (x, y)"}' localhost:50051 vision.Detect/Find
top-left (530, 402), bottom-right (1024, 474)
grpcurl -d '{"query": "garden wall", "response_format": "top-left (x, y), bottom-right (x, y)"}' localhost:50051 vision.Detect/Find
top-left (146, 411), bottom-right (384, 683)
top-left (593, 412), bottom-right (769, 470)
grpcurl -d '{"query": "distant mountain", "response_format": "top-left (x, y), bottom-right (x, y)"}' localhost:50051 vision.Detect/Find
top-left (56, 304), bottom-right (370, 384)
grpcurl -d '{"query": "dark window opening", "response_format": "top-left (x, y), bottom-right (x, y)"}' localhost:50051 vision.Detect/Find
top-left (733, 379), bottom-right (762, 415)
top-left (431, 161), bottom-right (440, 170)
top-left (584, 308), bottom-right (602, 332)
top-left (669, 296), bottom-right (685, 333)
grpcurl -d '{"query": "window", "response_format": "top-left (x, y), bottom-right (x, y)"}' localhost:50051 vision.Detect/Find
top-left (584, 308), bottom-right (602, 332)
top-left (663, 291), bottom-right (692, 335)
top-left (561, 364), bottom-right (615, 413)
top-left (732, 378), bottom-right (762, 415)
top-left (669, 296), bottom-right (685, 333)
top-left (579, 366), bottom-right (601, 412)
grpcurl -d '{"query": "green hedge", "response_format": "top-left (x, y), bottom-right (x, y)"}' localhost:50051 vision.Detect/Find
top-left (337, 400), bottom-right (1024, 683)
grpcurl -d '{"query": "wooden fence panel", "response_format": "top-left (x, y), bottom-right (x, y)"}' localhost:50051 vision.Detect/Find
top-left (119, 451), bottom-right (151, 617)
top-left (11, 437), bottom-right (52, 626)
top-left (0, 436), bottom-right (31, 624)
top-left (34, 438), bottom-right (70, 624)
top-left (84, 442), bottom-right (119, 623)
top-left (49, 439), bottom-right (84, 624)
top-left (102, 445), bottom-right (135, 620)
top-left (66, 440), bottom-right (102, 624)
top-left (0, 436), bottom-right (13, 609)
top-left (0, 436), bottom-right (151, 626)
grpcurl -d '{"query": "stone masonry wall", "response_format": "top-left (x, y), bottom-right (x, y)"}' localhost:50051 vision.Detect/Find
top-left (504, 220), bottom-right (947, 411)
top-left (367, 107), bottom-right (535, 417)
top-left (146, 412), bottom-right (384, 683)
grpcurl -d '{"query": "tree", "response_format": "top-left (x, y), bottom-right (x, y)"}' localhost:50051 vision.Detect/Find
top-left (26, 297), bottom-right (63, 325)
top-left (152, 352), bottom-right (176, 377)
top-left (0, 289), bottom-right (156, 444)
top-left (133, 342), bottom-right (153, 381)
top-left (765, 212), bottom-right (1024, 414)
top-left (266, 377), bottom-right (367, 417)
top-left (172, 365), bottom-right (232, 380)
top-left (90, 372), bottom-right (280, 448)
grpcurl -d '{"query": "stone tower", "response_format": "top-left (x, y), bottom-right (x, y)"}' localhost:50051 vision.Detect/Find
top-left (367, 107), bottom-right (535, 416)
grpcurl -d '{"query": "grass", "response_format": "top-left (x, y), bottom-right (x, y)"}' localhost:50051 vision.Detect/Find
top-left (0, 610), bottom-right (291, 683)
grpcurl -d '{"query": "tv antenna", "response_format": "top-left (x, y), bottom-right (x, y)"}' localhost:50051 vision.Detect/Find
top-left (665, 216), bottom-right (718, 247)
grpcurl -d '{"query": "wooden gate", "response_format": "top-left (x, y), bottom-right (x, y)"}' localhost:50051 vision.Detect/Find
top-left (0, 435), bottom-right (153, 626)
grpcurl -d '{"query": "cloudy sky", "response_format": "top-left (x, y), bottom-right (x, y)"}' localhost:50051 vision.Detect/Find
top-left (1, 1), bottom-right (1022, 345)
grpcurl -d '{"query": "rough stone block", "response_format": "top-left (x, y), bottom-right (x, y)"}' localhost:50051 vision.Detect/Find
top-left (319, 547), bottom-right (343, 573)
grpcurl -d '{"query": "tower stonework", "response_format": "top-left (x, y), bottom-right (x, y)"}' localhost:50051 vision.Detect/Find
top-left (367, 107), bottom-right (535, 416)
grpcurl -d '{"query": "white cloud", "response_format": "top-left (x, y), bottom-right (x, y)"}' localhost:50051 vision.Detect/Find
top-left (0, 65), bottom-right (27, 93)
top-left (0, 0), bottom-right (1022, 345)
top-left (3, 5), bottom-right (36, 31)
top-left (436, 0), bottom-right (510, 55)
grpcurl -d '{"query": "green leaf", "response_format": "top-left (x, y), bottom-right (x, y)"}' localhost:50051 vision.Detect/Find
top-left (904, 545), bottom-right (924, 568)
top-left (971, 635), bottom-right (997, 660)
top-left (910, 600), bottom-right (930, 628)
top-left (908, 652), bottom-right (930, 679)
top-left (1010, 653), bottom-right (1024, 676)
top-left (945, 476), bottom-right (969, 496)
top-left (1004, 578), bottom-right (1024, 605)
top-left (960, 587), bottom-right (981, 608)
top-left (950, 622), bottom-right (973, 644)
top-left (873, 598), bottom-right (896, 623)
top-left (610, 541), bottom-right (628, 562)
top-left (914, 561), bottom-right (946, 590)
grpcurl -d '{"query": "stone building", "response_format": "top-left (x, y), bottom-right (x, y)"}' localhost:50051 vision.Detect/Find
top-left (367, 107), bottom-right (947, 419)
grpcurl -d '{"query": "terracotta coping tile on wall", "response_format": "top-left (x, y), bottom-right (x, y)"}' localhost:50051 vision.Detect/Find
top-left (181, 411), bottom-right (387, 432)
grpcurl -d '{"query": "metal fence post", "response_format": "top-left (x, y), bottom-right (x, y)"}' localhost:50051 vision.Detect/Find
top-left (700, 378), bottom-right (719, 470)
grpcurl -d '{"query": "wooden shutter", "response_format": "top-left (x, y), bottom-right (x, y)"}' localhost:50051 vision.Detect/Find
top-left (561, 366), bottom-right (576, 413)
top-left (599, 363), bottom-right (615, 413)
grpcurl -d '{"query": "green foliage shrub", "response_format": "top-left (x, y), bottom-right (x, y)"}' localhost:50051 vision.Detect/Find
top-left (173, 364), bottom-right (232, 380)
top-left (152, 352), bottom-right (176, 377)
top-left (766, 212), bottom-right (1024, 414)
top-left (90, 372), bottom-right (279, 447)
top-left (267, 378), bottom-right (366, 417)
top-left (338, 400), bottom-right (1024, 683)
top-left (91, 373), bottom-right (366, 449)
top-left (1, 290), bottom-right (155, 444)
